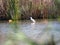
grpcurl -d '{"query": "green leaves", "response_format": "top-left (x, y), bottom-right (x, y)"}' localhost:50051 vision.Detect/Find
top-left (7, 0), bottom-right (20, 20)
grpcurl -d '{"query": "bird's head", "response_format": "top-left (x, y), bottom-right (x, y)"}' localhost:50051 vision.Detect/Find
top-left (30, 17), bottom-right (32, 19)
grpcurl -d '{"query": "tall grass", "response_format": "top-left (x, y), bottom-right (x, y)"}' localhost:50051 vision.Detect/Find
top-left (7, 0), bottom-right (20, 20)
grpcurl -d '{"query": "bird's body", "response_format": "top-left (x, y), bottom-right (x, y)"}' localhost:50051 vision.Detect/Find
top-left (30, 17), bottom-right (36, 23)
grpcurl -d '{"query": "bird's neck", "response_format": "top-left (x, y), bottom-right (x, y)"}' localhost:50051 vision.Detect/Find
top-left (31, 17), bottom-right (32, 19)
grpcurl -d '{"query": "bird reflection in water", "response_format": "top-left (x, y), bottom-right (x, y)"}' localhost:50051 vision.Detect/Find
top-left (30, 17), bottom-right (36, 30)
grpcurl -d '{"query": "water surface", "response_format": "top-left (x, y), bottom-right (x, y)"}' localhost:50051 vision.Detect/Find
top-left (0, 19), bottom-right (60, 45)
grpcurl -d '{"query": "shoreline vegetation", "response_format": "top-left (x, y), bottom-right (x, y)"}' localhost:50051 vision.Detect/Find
top-left (0, 0), bottom-right (60, 20)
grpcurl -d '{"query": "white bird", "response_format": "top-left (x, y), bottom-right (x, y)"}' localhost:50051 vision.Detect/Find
top-left (30, 17), bottom-right (36, 23)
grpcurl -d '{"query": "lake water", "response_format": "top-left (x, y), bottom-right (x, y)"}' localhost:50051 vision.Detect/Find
top-left (0, 19), bottom-right (60, 45)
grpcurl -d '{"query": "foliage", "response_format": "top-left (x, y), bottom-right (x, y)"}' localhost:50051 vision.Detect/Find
top-left (7, 0), bottom-right (20, 20)
top-left (1, 0), bottom-right (60, 19)
top-left (54, 0), bottom-right (60, 9)
top-left (54, 0), bottom-right (60, 20)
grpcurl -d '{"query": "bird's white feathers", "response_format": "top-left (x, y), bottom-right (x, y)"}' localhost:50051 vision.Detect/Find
top-left (30, 17), bottom-right (36, 23)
